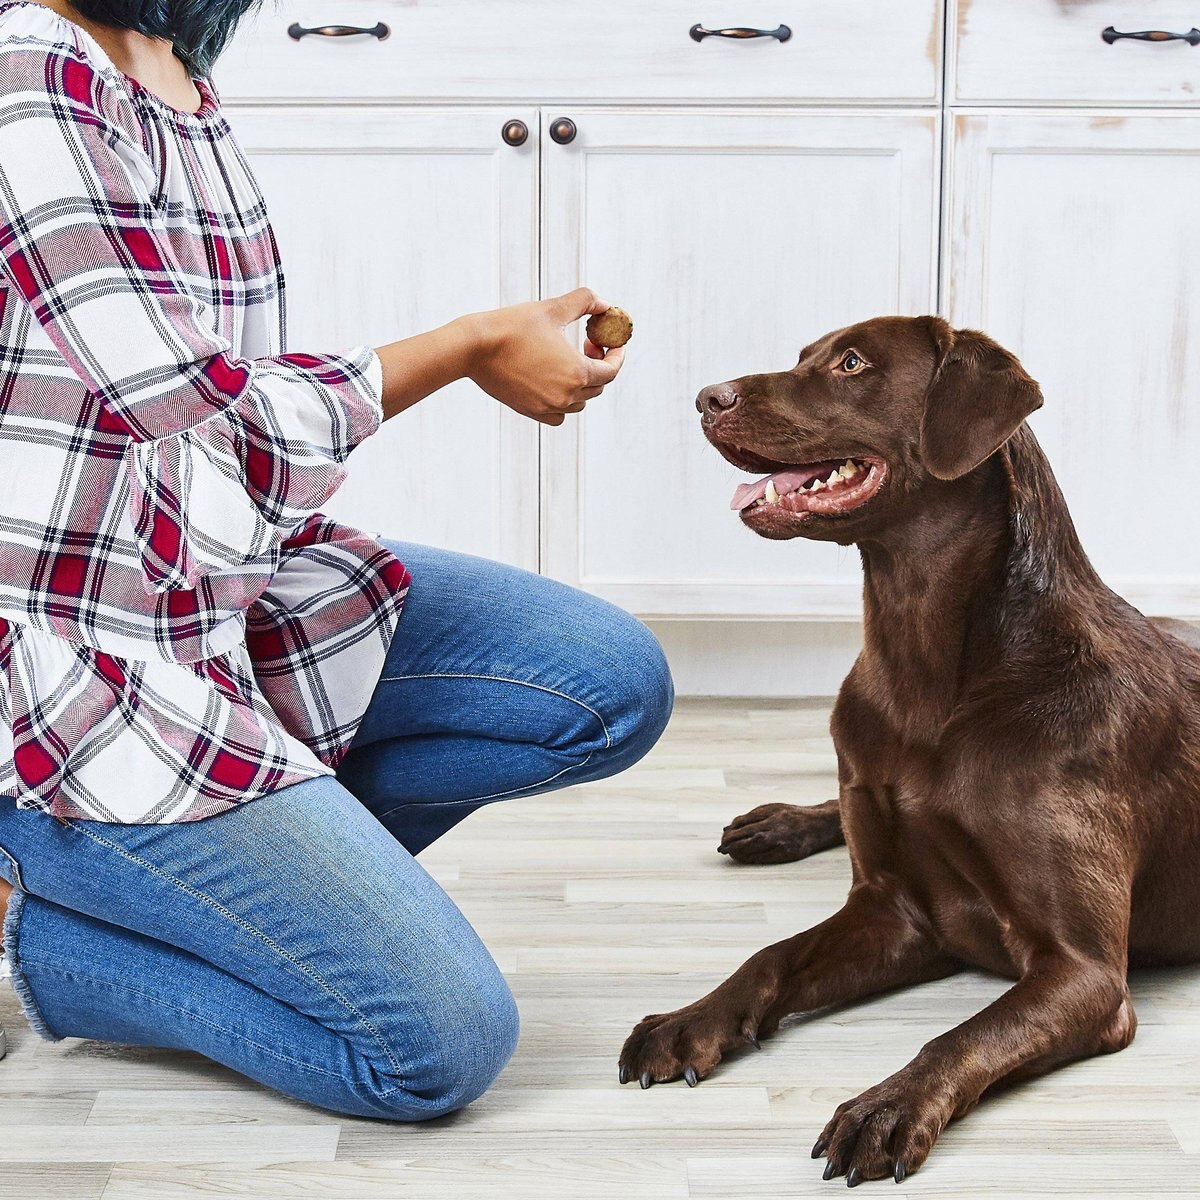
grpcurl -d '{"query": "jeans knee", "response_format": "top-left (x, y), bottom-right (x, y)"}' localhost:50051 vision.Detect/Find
top-left (601, 615), bottom-right (674, 766)
top-left (370, 965), bottom-right (520, 1121)
top-left (425, 972), bottom-right (520, 1117)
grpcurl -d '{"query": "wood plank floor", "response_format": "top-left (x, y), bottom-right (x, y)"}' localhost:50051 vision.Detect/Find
top-left (3, 698), bottom-right (1200, 1198)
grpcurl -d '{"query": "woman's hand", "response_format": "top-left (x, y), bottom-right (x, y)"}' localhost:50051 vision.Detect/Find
top-left (457, 288), bottom-right (626, 426)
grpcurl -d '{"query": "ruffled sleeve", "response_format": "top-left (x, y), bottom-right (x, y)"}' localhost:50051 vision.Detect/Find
top-left (0, 14), bottom-right (384, 595)
top-left (125, 349), bottom-right (383, 591)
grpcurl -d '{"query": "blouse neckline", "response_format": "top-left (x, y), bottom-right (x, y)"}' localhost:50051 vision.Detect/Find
top-left (0, 0), bottom-right (221, 123)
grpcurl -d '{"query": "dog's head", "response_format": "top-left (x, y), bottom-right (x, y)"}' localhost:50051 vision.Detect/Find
top-left (699, 316), bottom-right (1044, 543)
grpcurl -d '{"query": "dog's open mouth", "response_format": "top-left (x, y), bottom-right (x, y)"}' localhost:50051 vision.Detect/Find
top-left (731, 456), bottom-right (887, 518)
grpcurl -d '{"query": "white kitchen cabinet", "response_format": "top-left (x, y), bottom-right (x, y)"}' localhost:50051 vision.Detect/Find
top-left (215, 1), bottom-right (942, 105)
top-left (229, 107), bottom-right (541, 569)
top-left (945, 111), bottom-right (1200, 615)
top-left (952, 0), bottom-right (1200, 107)
top-left (540, 108), bottom-right (939, 617)
top-left (211, 0), bottom-right (1200, 695)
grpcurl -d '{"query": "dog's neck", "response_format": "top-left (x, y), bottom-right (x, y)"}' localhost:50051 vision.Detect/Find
top-left (855, 427), bottom-right (1103, 744)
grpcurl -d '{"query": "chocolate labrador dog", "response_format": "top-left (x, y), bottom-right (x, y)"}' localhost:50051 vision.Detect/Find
top-left (617, 315), bottom-right (1200, 1185)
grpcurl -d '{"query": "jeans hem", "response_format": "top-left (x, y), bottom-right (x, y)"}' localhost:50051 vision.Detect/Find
top-left (2, 890), bottom-right (61, 1043)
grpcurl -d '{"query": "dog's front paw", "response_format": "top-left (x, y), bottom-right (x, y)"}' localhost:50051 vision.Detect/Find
top-left (719, 801), bottom-right (840, 864)
top-left (618, 996), bottom-right (764, 1089)
top-left (812, 1073), bottom-right (951, 1186)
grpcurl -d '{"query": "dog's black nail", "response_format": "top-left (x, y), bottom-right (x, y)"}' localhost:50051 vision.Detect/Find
top-left (893, 1161), bottom-right (907, 1184)
top-left (717, 845), bottom-right (729, 854)
top-left (684, 1065), bottom-right (699, 1088)
top-left (846, 1167), bottom-right (861, 1189)
top-left (823, 1161), bottom-right (838, 1181)
top-left (749, 1033), bottom-right (762, 1049)
top-left (639, 1072), bottom-right (653, 1090)
top-left (812, 1138), bottom-right (827, 1159)
top-left (619, 1064), bottom-right (629, 1085)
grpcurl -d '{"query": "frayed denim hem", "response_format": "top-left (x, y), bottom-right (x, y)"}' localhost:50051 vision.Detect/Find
top-left (3, 890), bottom-right (61, 1043)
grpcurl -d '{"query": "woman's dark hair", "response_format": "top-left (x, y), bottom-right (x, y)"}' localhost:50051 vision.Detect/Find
top-left (70, 0), bottom-right (263, 76)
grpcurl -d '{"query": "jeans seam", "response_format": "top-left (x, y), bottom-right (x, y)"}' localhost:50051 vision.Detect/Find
top-left (374, 750), bottom-right (595, 823)
top-left (373, 673), bottom-right (613, 750)
top-left (0, 843), bottom-right (25, 891)
top-left (17, 956), bottom-right (360, 1084)
top-left (60, 820), bottom-right (408, 1081)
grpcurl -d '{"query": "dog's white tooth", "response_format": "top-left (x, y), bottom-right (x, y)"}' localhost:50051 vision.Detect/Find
top-left (845, 458), bottom-right (855, 470)
top-left (765, 479), bottom-right (779, 505)
top-left (811, 478), bottom-right (826, 491)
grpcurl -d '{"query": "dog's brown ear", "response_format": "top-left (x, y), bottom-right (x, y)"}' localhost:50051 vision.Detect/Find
top-left (919, 318), bottom-right (1044, 481)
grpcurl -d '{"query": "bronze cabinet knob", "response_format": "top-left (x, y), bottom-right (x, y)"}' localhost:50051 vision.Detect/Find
top-left (549, 118), bottom-right (577, 146)
top-left (502, 119), bottom-right (529, 147)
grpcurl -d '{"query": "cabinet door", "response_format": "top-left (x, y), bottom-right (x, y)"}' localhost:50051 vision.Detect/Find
top-left (540, 109), bottom-right (938, 618)
top-left (946, 113), bottom-right (1200, 616)
top-left (229, 107), bottom-right (540, 568)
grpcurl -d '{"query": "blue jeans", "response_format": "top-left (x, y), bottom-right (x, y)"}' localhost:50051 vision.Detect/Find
top-left (0, 540), bottom-right (673, 1119)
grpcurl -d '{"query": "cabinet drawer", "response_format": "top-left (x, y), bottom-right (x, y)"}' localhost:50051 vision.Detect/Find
top-left (953, 0), bottom-right (1200, 105)
top-left (213, 0), bottom-right (941, 104)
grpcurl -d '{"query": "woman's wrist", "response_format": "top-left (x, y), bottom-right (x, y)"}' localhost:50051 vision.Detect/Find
top-left (375, 315), bottom-right (488, 421)
top-left (447, 310), bottom-right (499, 381)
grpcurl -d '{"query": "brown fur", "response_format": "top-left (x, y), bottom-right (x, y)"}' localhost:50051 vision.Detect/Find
top-left (618, 315), bottom-right (1200, 1185)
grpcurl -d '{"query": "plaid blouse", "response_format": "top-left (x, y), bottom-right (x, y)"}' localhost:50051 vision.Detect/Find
top-left (0, 3), bottom-right (409, 823)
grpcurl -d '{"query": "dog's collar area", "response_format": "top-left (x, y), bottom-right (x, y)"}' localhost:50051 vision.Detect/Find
top-left (733, 457), bottom-right (887, 517)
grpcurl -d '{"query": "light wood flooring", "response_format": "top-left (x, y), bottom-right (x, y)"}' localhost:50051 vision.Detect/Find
top-left (3, 698), bottom-right (1200, 1198)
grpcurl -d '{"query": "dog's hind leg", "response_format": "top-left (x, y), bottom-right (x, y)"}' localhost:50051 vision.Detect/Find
top-left (619, 882), bottom-right (956, 1089)
top-left (718, 798), bottom-right (844, 864)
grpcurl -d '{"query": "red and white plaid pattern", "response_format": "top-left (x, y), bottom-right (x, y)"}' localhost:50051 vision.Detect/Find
top-left (0, 3), bottom-right (409, 823)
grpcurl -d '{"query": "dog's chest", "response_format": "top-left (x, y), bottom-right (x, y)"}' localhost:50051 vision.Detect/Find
top-left (841, 769), bottom-right (1031, 977)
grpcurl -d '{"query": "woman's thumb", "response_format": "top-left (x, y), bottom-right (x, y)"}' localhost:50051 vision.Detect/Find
top-left (550, 286), bottom-right (608, 323)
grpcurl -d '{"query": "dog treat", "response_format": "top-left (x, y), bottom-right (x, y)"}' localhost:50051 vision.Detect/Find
top-left (586, 306), bottom-right (634, 349)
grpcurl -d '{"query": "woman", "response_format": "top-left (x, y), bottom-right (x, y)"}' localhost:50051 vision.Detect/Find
top-left (0, 0), bottom-right (673, 1117)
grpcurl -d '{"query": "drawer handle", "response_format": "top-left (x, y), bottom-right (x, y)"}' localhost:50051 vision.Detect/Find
top-left (1101, 25), bottom-right (1200, 46)
top-left (689, 23), bottom-right (792, 44)
top-left (287, 21), bottom-right (391, 41)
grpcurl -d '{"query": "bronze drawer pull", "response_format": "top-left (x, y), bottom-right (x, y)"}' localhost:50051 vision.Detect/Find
top-left (287, 21), bottom-right (391, 41)
top-left (689, 23), bottom-right (791, 43)
top-left (1101, 26), bottom-right (1200, 46)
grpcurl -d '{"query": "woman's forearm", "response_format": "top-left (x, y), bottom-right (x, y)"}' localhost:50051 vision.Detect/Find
top-left (373, 290), bottom-right (624, 427)
top-left (374, 316), bottom-right (480, 423)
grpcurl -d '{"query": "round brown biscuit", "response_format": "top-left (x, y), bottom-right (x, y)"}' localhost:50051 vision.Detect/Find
top-left (586, 306), bottom-right (634, 349)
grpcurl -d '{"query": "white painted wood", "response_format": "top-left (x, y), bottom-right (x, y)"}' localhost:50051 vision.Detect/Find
top-left (646, 620), bottom-right (862, 697)
top-left (952, 0), bottom-right (1200, 106)
top-left (540, 108), bottom-right (939, 618)
top-left (213, 1), bottom-right (942, 106)
top-left (945, 111), bottom-right (1200, 617)
top-left (229, 107), bottom-right (540, 569)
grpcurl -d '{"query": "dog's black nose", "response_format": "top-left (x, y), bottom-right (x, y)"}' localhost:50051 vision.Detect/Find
top-left (696, 383), bottom-right (740, 418)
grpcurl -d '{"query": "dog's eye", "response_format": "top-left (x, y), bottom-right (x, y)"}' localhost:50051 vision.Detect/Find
top-left (839, 351), bottom-right (867, 374)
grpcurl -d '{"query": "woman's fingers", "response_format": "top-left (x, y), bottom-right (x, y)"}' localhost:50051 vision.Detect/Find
top-left (550, 286), bottom-right (609, 325)
top-left (584, 345), bottom-right (625, 387)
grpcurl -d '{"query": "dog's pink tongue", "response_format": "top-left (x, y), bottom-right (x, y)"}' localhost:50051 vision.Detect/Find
top-left (730, 464), bottom-right (827, 511)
